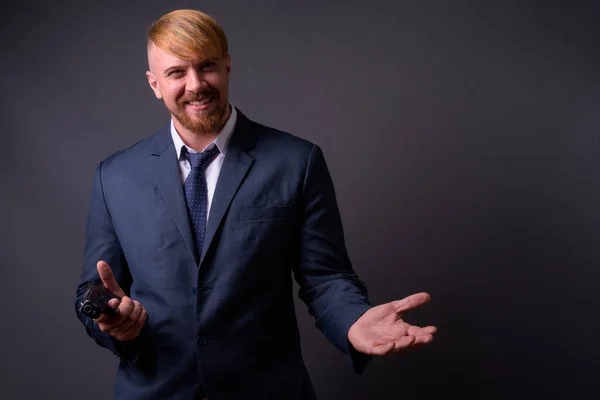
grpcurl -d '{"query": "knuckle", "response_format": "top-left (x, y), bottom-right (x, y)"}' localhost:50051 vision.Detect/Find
top-left (128, 313), bottom-right (139, 324)
top-left (119, 303), bottom-right (133, 315)
top-left (133, 303), bottom-right (142, 314)
top-left (126, 311), bottom-right (136, 322)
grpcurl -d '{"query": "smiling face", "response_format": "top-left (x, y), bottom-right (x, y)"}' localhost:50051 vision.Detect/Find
top-left (146, 42), bottom-right (231, 136)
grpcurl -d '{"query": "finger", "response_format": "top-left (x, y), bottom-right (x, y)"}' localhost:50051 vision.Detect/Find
top-left (370, 341), bottom-right (395, 356)
top-left (94, 299), bottom-right (121, 324)
top-left (372, 336), bottom-right (415, 355)
top-left (407, 325), bottom-right (437, 336)
top-left (95, 298), bottom-right (123, 324)
top-left (96, 260), bottom-right (126, 297)
top-left (96, 313), bottom-right (124, 332)
top-left (393, 335), bottom-right (416, 351)
top-left (390, 292), bottom-right (431, 313)
top-left (116, 296), bottom-right (134, 320)
top-left (412, 333), bottom-right (434, 346)
top-left (101, 296), bottom-right (134, 332)
top-left (423, 325), bottom-right (437, 334)
top-left (119, 307), bottom-right (147, 342)
top-left (116, 301), bottom-right (143, 333)
top-left (106, 297), bottom-right (121, 310)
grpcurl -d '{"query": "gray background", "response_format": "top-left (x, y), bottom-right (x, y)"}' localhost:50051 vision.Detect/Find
top-left (2, 0), bottom-right (599, 399)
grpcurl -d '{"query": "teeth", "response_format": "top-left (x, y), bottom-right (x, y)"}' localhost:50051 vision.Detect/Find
top-left (188, 97), bottom-right (212, 106)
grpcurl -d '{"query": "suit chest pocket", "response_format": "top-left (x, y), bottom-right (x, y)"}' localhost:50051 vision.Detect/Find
top-left (232, 205), bottom-right (295, 253)
top-left (237, 205), bottom-right (292, 222)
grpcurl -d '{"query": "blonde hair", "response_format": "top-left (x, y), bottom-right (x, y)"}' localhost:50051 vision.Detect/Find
top-left (147, 9), bottom-right (228, 60)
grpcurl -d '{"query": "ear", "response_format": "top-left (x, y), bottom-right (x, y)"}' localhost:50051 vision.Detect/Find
top-left (224, 54), bottom-right (231, 75)
top-left (146, 71), bottom-right (162, 99)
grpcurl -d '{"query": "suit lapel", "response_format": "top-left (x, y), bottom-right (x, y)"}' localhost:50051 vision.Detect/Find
top-left (149, 125), bottom-right (198, 264)
top-left (200, 111), bottom-right (255, 266)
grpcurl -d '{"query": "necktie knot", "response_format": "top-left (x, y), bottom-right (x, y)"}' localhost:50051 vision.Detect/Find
top-left (182, 146), bottom-right (220, 170)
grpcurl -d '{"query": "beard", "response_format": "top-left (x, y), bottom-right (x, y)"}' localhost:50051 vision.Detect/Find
top-left (170, 88), bottom-right (227, 134)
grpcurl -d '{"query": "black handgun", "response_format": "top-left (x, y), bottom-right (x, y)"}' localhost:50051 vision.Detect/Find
top-left (78, 281), bottom-right (121, 319)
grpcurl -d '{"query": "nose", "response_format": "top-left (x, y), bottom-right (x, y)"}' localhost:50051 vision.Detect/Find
top-left (185, 69), bottom-right (206, 93)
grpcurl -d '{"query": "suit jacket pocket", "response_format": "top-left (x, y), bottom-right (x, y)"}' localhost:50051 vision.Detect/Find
top-left (238, 205), bottom-right (292, 222)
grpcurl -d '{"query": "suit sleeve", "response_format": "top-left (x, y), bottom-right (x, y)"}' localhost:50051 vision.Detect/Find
top-left (293, 144), bottom-right (373, 374)
top-left (74, 162), bottom-right (140, 362)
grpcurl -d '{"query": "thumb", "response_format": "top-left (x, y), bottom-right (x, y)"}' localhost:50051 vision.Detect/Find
top-left (106, 297), bottom-right (121, 310)
top-left (97, 260), bottom-right (126, 297)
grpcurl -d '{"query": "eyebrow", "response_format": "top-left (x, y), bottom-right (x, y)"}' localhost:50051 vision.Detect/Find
top-left (163, 57), bottom-right (219, 76)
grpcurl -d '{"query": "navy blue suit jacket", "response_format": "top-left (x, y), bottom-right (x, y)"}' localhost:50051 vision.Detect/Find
top-left (75, 109), bottom-right (372, 399)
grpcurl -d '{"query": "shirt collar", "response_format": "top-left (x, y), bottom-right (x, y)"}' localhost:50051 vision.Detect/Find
top-left (170, 104), bottom-right (237, 159)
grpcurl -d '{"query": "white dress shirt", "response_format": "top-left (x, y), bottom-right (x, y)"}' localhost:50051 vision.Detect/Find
top-left (170, 105), bottom-right (237, 219)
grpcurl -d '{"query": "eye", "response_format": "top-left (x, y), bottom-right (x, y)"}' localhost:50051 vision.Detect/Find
top-left (201, 62), bottom-right (216, 71)
top-left (167, 70), bottom-right (184, 77)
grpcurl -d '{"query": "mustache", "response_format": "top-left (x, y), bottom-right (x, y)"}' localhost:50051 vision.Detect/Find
top-left (179, 89), bottom-right (219, 104)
